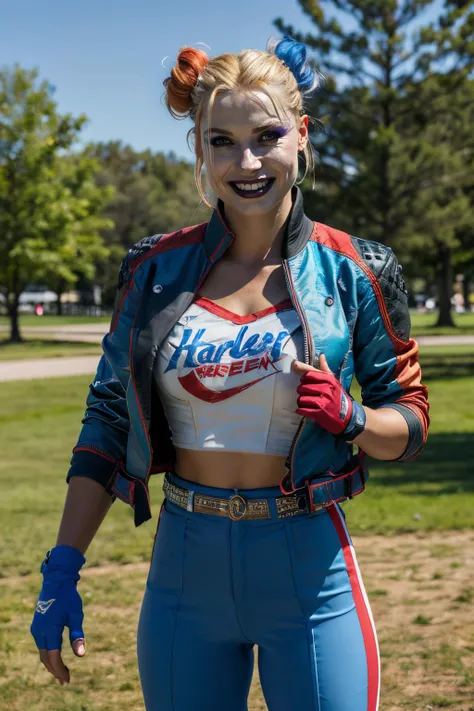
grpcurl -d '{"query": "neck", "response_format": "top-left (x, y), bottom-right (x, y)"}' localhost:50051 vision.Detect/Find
top-left (218, 190), bottom-right (293, 267)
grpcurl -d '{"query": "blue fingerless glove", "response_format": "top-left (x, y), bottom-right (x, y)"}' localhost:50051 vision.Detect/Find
top-left (30, 545), bottom-right (86, 652)
top-left (337, 398), bottom-right (367, 442)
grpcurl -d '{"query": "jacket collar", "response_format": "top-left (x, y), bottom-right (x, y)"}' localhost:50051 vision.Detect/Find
top-left (203, 184), bottom-right (314, 263)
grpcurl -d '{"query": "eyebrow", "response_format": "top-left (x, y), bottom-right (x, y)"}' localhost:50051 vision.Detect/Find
top-left (204, 123), bottom-right (283, 137)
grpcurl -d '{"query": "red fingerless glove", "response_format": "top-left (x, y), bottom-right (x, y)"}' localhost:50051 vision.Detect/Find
top-left (296, 369), bottom-right (366, 440)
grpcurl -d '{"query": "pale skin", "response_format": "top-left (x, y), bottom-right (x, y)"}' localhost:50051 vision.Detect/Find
top-left (39, 86), bottom-right (408, 685)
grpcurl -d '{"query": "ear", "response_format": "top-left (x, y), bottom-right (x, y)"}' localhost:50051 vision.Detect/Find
top-left (297, 115), bottom-right (309, 152)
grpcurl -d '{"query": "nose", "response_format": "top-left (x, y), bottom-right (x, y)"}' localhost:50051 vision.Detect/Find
top-left (239, 147), bottom-right (262, 171)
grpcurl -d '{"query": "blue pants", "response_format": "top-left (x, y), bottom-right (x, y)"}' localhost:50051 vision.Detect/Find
top-left (137, 472), bottom-right (380, 710)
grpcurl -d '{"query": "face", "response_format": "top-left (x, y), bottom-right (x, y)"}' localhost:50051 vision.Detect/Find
top-left (198, 89), bottom-right (308, 216)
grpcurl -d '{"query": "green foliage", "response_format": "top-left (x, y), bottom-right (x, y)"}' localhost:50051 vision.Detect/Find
top-left (275, 1), bottom-right (474, 324)
top-left (86, 141), bottom-right (211, 306)
top-left (0, 65), bottom-right (112, 339)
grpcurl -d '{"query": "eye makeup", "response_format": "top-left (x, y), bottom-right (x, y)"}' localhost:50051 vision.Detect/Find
top-left (267, 125), bottom-right (291, 139)
top-left (209, 125), bottom-right (291, 146)
top-left (204, 123), bottom-right (291, 137)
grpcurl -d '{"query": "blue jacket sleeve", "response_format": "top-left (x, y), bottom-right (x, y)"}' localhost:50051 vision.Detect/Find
top-left (66, 251), bottom-right (136, 491)
top-left (351, 241), bottom-right (430, 461)
top-left (66, 346), bottom-right (129, 490)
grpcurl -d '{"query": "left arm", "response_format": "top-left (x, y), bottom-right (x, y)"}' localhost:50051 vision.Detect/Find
top-left (294, 244), bottom-right (430, 462)
top-left (350, 246), bottom-right (430, 461)
top-left (351, 401), bottom-right (410, 460)
top-left (294, 354), bottom-right (414, 460)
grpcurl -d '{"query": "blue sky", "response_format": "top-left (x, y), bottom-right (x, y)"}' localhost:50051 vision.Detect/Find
top-left (1, 0), bottom-right (441, 163)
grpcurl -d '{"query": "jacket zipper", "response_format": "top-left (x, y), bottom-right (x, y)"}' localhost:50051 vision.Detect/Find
top-left (282, 258), bottom-right (314, 491)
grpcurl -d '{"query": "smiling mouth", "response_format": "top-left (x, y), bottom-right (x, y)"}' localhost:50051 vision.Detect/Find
top-left (229, 178), bottom-right (275, 198)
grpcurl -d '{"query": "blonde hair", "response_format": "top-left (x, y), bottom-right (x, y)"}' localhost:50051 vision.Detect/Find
top-left (163, 39), bottom-right (322, 208)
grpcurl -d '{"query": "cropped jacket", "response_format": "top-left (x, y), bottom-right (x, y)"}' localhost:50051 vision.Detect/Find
top-left (67, 185), bottom-right (430, 526)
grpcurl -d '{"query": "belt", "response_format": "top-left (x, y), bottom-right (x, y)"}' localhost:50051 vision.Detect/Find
top-left (162, 474), bottom-right (326, 521)
top-left (163, 452), bottom-right (368, 522)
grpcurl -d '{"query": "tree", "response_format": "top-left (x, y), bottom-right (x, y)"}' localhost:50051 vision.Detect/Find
top-left (87, 141), bottom-right (211, 306)
top-left (41, 152), bottom-right (113, 315)
top-left (395, 75), bottom-right (474, 325)
top-left (418, 0), bottom-right (474, 323)
top-left (0, 65), bottom-right (112, 341)
top-left (275, 0), bottom-right (474, 325)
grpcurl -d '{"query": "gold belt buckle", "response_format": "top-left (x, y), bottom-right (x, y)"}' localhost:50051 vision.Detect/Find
top-left (228, 494), bottom-right (247, 521)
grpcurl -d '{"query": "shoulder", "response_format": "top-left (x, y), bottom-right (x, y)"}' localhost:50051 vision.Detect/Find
top-left (350, 236), bottom-right (408, 295)
top-left (117, 221), bottom-right (208, 289)
top-left (349, 237), bottom-right (410, 342)
top-left (110, 221), bottom-right (207, 334)
top-left (117, 234), bottom-right (163, 289)
top-left (312, 223), bottom-right (407, 293)
top-left (312, 224), bottom-right (410, 340)
top-left (350, 236), bottom-right (393, 279)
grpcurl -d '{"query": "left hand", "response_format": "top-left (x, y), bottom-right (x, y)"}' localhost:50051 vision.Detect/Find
top-left (292, 354), bottom-right (366, 440)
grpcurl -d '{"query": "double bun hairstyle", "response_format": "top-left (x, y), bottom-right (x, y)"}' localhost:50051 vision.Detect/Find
top-left (162, 36), bottom-right (323, 207)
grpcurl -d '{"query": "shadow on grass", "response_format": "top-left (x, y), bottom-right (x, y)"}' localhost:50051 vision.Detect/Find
top-left (419, 351), bottom-right (474, 381)
top-left (369, 432), bottom-right (474, 494)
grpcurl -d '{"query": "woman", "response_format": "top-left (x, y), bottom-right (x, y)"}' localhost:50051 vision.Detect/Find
top-left (31, 37), bottom-right (430, 710)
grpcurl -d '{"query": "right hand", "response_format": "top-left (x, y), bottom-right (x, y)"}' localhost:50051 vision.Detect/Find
top-left (30, 545), bottom-right (86, 685)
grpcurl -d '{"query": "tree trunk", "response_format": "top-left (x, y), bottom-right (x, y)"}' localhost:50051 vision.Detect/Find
top-left (435, 244), bottom-right (455, 327)
top-left (462, 273), bottom-right (471, 312)
top-left (8, 298), bottom-right (22, 343)
top-left (55, 280), bottom-right (67, 316)
top-left (56, 293), bottom-right (63, 316)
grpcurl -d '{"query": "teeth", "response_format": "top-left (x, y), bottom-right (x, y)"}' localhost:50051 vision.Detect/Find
top-left (235, 179), bottom-right (271, 191)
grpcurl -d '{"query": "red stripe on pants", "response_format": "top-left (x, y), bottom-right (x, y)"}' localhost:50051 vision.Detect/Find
top-left (329, 505), bottom-right (380, 711)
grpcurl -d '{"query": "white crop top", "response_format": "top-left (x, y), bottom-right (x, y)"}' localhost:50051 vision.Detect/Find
top-left (154, 295), bottom-right (305, 455)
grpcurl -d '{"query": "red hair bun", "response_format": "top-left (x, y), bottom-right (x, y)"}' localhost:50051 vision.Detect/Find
top-left (163, 47), bottom-right (209, 117)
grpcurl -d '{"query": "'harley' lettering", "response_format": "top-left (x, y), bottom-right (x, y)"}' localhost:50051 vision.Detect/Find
top-left (165, 326), bottom-right (289, 372)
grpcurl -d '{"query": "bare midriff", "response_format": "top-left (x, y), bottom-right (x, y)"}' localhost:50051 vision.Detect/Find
top-left (173, 447), bottom-right (288, 489)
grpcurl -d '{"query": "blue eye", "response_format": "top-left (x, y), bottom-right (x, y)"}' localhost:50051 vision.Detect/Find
top-left (261, 131), bottom-right (281, 142)
top-left (209, 130), bottom-right (282, 147)
top-left (210, 136), bottom-right (231, 147)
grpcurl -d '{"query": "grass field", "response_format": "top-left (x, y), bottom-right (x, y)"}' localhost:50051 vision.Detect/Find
top-left (0, 345), bottom-right (473, 710)
top-left (410, 310), bottom-right (474, 336)
top-left (0, 339), bottom-right (102, 361)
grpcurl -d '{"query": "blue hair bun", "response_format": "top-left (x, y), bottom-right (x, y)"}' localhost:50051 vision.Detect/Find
top-left (266, 35), bottom-right (322, 96)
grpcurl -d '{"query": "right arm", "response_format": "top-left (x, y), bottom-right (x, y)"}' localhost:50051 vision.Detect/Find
top-left (31, 252), bottom-right (135, 685)
top-left (56, 477), bottom-right (115, 554)
top-left (32, 481), bottom-right (114, 686)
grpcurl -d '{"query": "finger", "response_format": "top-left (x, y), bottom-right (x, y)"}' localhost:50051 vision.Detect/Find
top-left (47, 649), bottom-right (70, 684)
top-left (39, 649), bottom-right (55, 676)
top-left (45, 624), bottom-right (63, 654)
top-left (72, 637), bottom-right (85, 657)
top-left (296, 407), bottom-right (319, 418)
top-left (297, 393), bottom-right (330, 407)
top-left (297, 369), bottom-right (330, 385)
top-left (318, 353), bottom-right (333, 373)
top-left (68, 613), bottom-right (85, 656)
top-left (297, 383), bottom-right (333, 399)
top-left (297, 380), bottom-right (322, 395)
top-left (45, 626), bottom-right (69, 683)
top-left (292, 359), bottom-right (317, 374)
